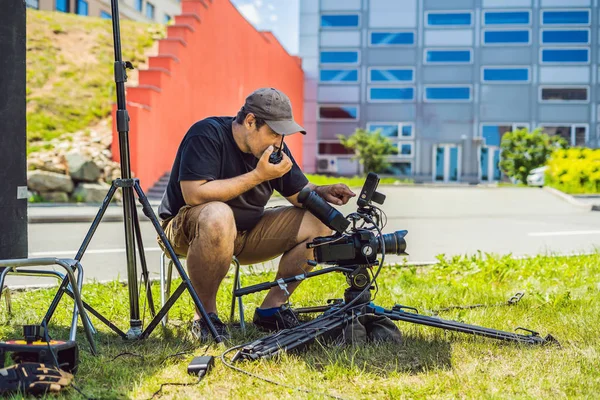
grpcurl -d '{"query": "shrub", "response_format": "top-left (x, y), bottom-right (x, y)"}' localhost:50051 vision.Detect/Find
top-left (338, 128), bottom-right (398, 174)
top-left (546, 148), bottom-right (600, 194)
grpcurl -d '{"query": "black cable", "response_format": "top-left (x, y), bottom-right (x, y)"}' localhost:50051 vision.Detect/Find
top-left (146, 370), bottom-right (206, 400)
top-left (427, 292), bottom-right (525, 316)
top-left (220, 345), bottom-right (347, 400)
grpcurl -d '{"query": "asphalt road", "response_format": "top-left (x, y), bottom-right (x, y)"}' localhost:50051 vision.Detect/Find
top-left (9, 186), bottom-right (600, 288)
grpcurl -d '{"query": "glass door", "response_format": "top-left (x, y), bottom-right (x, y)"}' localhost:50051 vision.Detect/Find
top-left (433, 144), bottom-right (461, 182)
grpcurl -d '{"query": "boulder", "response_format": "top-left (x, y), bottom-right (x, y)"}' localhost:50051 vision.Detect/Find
top-left (27, 170), bottom-right (74, 193)
top-left (39, 191), bottom-right (69, 203)
top-left (72, 182), bottom-right (111, 203)
top-left (66, 152), bottom-right (101, 182)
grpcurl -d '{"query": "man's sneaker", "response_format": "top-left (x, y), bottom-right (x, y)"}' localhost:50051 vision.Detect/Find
top-left (191, 313), bottom-right (229, 341)
top-left (253, 304), bottom-right (301, 332)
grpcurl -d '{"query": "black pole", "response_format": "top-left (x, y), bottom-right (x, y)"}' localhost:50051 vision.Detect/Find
top-left (109, 0), bottom-right (141, 337)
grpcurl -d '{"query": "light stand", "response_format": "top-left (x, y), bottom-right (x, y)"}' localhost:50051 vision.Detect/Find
top-left (40, 0), bottom-right (221, 344)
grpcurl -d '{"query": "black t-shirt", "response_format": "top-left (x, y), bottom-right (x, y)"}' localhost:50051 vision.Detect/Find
top-left (158, 116), bottom-right (309, 231)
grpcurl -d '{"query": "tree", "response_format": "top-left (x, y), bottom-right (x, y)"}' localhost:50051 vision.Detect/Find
top-left (338, 128), bottom-right (398, 174)
top-left (499, 128), bottom-right (568, 184)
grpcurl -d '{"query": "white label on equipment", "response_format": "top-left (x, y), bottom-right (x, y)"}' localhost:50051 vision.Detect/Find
top-left (17, 186), bottom-right (28, 199)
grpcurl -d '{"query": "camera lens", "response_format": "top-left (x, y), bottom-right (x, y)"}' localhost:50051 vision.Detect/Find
top-left (378, 230), bottom-right (407, 255)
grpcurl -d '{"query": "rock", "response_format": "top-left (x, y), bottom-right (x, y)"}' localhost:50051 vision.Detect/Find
top-left (27, 170), bottom-right (74, 193)
top-left (39, 191), bottom-right (69, 202)
top-left (66, 152), bottom-right (101, 182)
top-left (72, 182), bottom-right (111, 203)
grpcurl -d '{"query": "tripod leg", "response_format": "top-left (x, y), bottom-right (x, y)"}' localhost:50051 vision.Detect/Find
top-left (132, 205), bottom-right (156, 317)
top-left (369, 304), bottom-right (555, 345)
top-left (133, 182), bottom-right (222, 342)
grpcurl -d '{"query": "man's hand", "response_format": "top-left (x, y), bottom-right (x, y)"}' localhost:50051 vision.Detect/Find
top-left (255, 145), bottom-right (293, 182)
top-left (315, 184), bottom-right (356, 206)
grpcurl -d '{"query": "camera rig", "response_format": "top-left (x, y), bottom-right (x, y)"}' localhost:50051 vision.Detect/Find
top-left (231, 173), bottom-right (558, 362)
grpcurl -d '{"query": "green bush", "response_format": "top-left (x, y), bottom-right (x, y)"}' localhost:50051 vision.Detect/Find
top-left (499, 128), bottom-right (567, 184)
top-left (546, 148), bottom-right (600, 194)
top-left (338, 128), bottom-right (398, 174)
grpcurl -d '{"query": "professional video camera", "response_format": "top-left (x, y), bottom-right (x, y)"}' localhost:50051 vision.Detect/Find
top-left (231, 173), bottom-right (556, 362)
top-left (298, 172), bottom-right (407, 267)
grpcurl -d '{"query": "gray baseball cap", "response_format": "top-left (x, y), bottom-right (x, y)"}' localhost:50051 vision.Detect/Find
top-left (242, 88), bottom-right (306, 136)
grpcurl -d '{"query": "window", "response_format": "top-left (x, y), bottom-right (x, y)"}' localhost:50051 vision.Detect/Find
top-left (100, 10), bottom-right (111, 19)
top-left (146, 2), bottom-right (155, 19)
top-left (425, 49), bottom-right (472, 64)
top-left (366, 122), bottom-right (414, 139)
top-left (540, 87), bottom-right (588, 102)
top-left (482, 67), bottom-right (529, 83)
top-left (135, 0), bottom-right (142, 12)
top-left (395, 142), bottom-right (414, 156)
top-left (369, 31), bottom-right (415, 46)
top-left (541, 125), bottom-right (588, 146)
top-left (542, 10), bottom-right (590, 25)
top-left (369, 68), bottom-right (414, 83)
top-left (319, 69), bottom-right (359, 83)
top-left (26, 0), bottom-right (39, 9)
top-left (483, 11), bottom-right (530, 25)
top-left (424, 86), bottom-right (472, 102)
top-left (541, 48), bottom-right (589, 63)
top-left (77, 0), bottom-right (88, 15)
top-left (541, 29), bottom-right (589, 45)
top-left (481, 124), bottom-right (528, 146)
top-left (164, 15), bottom-right (171, 24)
top-left (318, 105), bottom-right (359, 121)
top-left (382, 161), bottom-right (413, 176)
top-left (426, 12), bottom-right (472, 27)
top-left (483, 29), bottom-right (530, 45)
top-left (321, 14), bottom-right (360, 28)
top-left (56, 0), bottom-right (68, 12)
top-left (318, 142), bottom-right (354, 155)
top-left (320, 50), bottom-right (360, 65)
top-left (368, 87), bottom-right (415, 102)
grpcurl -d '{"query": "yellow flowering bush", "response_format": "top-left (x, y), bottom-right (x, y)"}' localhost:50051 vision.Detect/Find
top-left (546, 148), bottom-right (600, 194)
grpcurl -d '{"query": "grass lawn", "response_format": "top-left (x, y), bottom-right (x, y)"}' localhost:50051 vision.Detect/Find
top-left (1, 253), bottom-right (598, 399)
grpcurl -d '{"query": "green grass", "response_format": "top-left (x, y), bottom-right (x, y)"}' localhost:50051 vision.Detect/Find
top-left (26, 10), bottom-right (164, 151)
top-left (1, 252), bottom-right (599, 399)
top-left (306, 174), bottom-right (411, 188)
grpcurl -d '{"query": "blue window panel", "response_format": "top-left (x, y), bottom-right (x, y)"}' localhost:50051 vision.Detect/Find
top-left (370, 32), bottom-right (414, 46)
top-left (396, 143), bottom-right (412, 156)
top-left (164, 14), bottom-right (171, 24)
top-left (483, 68), bottom-right (529, 82)
top-left (435, 148), bottom-right (445, 180)
top-left (482, 126), bottom-right (501, 146)
top-left (401, 125), bottom-right (412, 137)
top-left (484, 11), bottom-right (529, 25)
top-left (542, 30), bottom-right (589, 44)
top-left (385, 162), bottom-right (412, 176)
top-left (427, 13), bottom-right (471, 26)
top-left (146, 3), bottom-right (155, 19)
top-left (77, 0), bottom-right (88, 15)
top-left (480, 147), bottom-right (489, 181)
top-left (543, 11), bottom-right (589, 25)
top-left (100, 11), bottom-right (111, 19)
top-left (426, 50), bottom-right (471, 63)
top-left (56, 0), bottom-right (68, 12)
top-left (493, 150), bottom-right (501, 181)
top-left (425, 87), bottom-right (471, 101)
top-left (321, 14), bottom-right (359, 28)
top-left (320, 69), bottom-right (359, 82)
top-left (319, 106), bottom-right (358, 120)
top-left (484, 30), bottom-right (529, 44)
top-left (320, 51), bottom-right (359, 64)
top-left (370, 69), bottom-right (413, 82)
top-left (369, 124), bottom-right (398, 137)
top-left (542, 49), bottom-right (588, 63)
top-left (370, 87), bottom-right (414, 101)
top-left (135, 0), bottom-right (142, 11)
top-left (449, 147), bottom-right (459, 181)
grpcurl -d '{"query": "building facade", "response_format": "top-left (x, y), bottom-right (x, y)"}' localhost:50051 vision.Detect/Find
top-left (300, 0), bottom-right (598, 183)
top-left (27, 0), bottom-right (180, 24)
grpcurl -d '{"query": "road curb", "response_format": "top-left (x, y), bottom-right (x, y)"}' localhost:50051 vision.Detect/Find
top-left (542, 186), bottom-right (595, 210)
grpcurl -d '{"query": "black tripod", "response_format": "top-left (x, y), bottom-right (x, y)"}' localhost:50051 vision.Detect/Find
top-left (232, 264), bottom-right (558, 361)
top-left (41, 0), bottom-right (220, 344)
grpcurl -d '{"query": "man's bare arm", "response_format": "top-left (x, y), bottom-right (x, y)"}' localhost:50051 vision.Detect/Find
top-left (181, 171), bottom-right (263, 206)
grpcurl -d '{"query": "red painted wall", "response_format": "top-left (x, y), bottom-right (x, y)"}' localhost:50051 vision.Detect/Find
top-left (112, 0), bottom-right (304, 191)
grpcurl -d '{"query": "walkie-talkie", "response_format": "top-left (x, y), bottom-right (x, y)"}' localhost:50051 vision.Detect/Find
top-left (269, 135), bottom-right (285, 164)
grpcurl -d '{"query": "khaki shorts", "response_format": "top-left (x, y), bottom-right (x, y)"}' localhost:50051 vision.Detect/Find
top-left (158, 204), bottom-right (307, 265)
